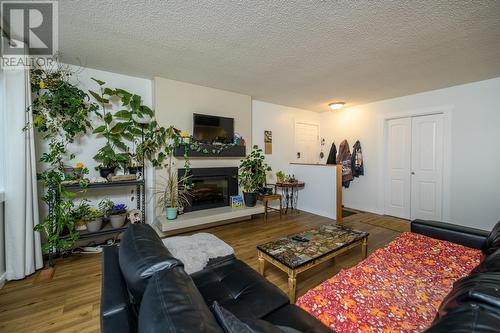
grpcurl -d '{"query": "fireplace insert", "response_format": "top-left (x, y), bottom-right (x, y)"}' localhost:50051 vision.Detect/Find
top-left (178, 167), bottom-right (238, 212)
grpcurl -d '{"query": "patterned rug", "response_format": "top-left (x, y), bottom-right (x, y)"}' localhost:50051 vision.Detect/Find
top-left (296, 232), bottom-right (481, 333)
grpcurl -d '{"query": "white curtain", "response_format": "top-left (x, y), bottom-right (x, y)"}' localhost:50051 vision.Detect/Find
top-left (3, 61), bottom-right (44, 280)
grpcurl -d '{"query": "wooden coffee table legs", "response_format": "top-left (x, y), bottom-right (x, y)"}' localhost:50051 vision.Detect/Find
top-left (287, 270), bottom-right (297, 302)
top-left (258, 252), bottom-right (265, 275)
top-left (362, 237), bottom-right (368, 258)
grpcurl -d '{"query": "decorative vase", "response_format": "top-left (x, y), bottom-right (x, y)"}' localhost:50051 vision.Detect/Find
top-left (99, 166), bottom-right (116, 179)
top-left (109, 213), bottom-right (126, 228)
top-left (243, 192), bottom-right (257, 207)
top-left (86, 217), bottom-right (103, 233)
top-left (166, 207), bottom-right (178, 220)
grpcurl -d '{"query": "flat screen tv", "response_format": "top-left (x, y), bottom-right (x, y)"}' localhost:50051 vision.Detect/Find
top-left (193, 114), bottom-right (234, 144)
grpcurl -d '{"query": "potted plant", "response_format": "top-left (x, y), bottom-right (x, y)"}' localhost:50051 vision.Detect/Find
top-left (109, 204), bottom-right (127, 228)
top-left (156, 175), bottom-right (190, 220)
top-left (85, 208), bottom-right (104, 233)
top-left (239, 145), bottom-right (271, 207)
top-left (276, 170), bottom-right (285, 183)
top-left (98, 198), bottom-right (114, 222)
top-left (71, 200), bottom-right (91, 231)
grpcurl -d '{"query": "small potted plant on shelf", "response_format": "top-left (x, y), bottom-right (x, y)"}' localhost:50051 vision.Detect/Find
top-left (93, 143), bottom-right (127, 179)
top-left (85, 208), bottom-right (104, 233)
top-left (239, 145), bottom-right (272, 207)
top-left (98, 198), bottom-right (114, 222)
top-left (109, 203), bottom-right (127, 228)
top-left (71, 200), bottom-right (91, 231)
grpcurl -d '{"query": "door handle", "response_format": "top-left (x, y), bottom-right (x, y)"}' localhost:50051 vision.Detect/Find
top-left (411, 171), bottom-right (415, 175)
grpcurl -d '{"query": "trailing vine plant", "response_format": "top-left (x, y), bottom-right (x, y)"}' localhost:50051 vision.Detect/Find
top-left (25, 64), bottom-right (98, 265)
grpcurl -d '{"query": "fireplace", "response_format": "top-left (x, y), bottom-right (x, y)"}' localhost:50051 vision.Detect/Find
top-left (178, 167), bottom-right (238, 212)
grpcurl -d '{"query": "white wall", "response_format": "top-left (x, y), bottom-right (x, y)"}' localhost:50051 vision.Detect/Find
top-left (320, 77), bottom-right (500, 231)
top-left (153, 77), bottom-right (252, 214)
top-left (252, 100), bottom-right (321, 182)
top-left (37, 65), bottom-right (155, 224)
top-left (154, 77), bottom-right (252, 158)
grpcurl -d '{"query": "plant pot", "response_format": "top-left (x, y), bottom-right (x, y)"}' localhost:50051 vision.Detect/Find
top-left (75, 219), bottom-right (87, 231)
top-left (99, 166), bottom-right (116, 179)
top-left (86, 217), bottom-right (103, 233)
top-left (109, 213), bottom-right (127, 228)
top-left (243, 192), bottom-right (257, 207)
top-left (63, 167), bottom-right (83, 180)
top-left (165, 207), bottom-right (178, 220)
top-left (127, 166), bottom-right (143, 175)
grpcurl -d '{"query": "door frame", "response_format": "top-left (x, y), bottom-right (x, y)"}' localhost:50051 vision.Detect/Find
top-left (378, 105), bottom-right (452, 221)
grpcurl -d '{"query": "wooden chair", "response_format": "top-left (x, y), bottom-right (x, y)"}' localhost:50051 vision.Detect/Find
top-left (257, 184), bottom-right (282, 222)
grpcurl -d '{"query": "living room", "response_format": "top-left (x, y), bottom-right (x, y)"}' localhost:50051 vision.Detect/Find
top-left (1, 1), bottom-right (500, 333)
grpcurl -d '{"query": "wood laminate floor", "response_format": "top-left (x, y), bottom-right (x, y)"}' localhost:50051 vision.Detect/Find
top-left (0, 211), bottom-right (409, 333)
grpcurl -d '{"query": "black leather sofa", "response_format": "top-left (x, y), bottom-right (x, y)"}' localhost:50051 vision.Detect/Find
top-left (411, 219), bottom-right (500, 332)
top-left (100, 224), bottom-right (330, 333)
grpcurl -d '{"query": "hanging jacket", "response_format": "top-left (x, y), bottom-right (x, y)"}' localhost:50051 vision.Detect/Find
top-left (326, 142), bottom-right (337, 164)
top-left (336, 140), bottom-right (353, 188)
top-left (351, 140), bottom-right (364, 178)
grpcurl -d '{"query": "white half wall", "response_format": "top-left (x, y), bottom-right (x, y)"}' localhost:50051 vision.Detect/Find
top-left (252, 100), bottom-right (321, 182)
top-left (320, 77), bottom-right (500, 231)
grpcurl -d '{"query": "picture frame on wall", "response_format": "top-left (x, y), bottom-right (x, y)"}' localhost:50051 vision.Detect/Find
top-left (264, 130), bottom-right (272, 154)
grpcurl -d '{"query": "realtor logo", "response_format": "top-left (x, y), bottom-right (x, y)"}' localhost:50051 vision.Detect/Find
top-left (1, 1), bottom-right (57, 59)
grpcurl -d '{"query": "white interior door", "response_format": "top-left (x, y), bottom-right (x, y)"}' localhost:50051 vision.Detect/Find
top-left (293, 122), bottom-right (319, 164)
top-left (410, 114), bottom-right (443, 221)
top-left (385, 118), bottom-right (412, 219)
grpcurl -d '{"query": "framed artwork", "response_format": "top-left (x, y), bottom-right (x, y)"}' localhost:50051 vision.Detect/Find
top-left (231, 195), bottom-right (244, 208)
top-left (264, 130), bottom-right (272, 154)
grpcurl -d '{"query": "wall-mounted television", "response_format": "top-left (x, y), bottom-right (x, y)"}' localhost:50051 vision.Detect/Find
top-left (193, 113), bottom-right (234, 144)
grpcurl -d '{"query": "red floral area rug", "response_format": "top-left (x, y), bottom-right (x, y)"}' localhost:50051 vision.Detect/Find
top-left (296, 232), bottom-right (481, 333)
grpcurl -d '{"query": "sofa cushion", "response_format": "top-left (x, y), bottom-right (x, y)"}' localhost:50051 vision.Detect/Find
top-left (425, 303), bottom-right (500, 333)
top-left (138, 267), bottom-right (223, 333)
top-left (473, 249), bottom-right (500, 273)
top-left (262, 305), bottom-right (331, 333)
top-left (191, 259), bottom-right (289, 319)
top-left (483, 220), bottom-right (500, 255)
top-left (119, 224), bottom-right (182, 303)
top-left (438, 272), bottom-right (500, 318)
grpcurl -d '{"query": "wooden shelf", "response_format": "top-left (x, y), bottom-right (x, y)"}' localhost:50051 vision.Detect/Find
top-left (174, 144), bottom-right (246, 157)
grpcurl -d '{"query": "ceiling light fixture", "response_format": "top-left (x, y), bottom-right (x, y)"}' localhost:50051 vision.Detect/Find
top-left (328, 102), bottom-right (345, 110)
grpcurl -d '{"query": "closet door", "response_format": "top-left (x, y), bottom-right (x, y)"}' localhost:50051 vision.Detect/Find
top-left (410, 114), bottom-right (443, 221)
top-left (385, 118), bottom-right (412, 219)
top-left (293, 122), bottom-right (320, 164)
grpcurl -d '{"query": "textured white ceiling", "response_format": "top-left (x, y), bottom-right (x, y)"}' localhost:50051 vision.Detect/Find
top-left (58, 0), bottom-right (500, 111)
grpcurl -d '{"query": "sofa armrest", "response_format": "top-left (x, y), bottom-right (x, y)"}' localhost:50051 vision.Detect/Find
top-left (101, 246), bottom-right (137, 333)
top-left (411, 219), bottom-right (489, 250)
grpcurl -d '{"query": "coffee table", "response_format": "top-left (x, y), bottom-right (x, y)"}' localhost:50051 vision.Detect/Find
top-left (257, 224), bottom-right (369, 302)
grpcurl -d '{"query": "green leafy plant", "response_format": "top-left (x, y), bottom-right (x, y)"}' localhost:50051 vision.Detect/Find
top-left (98, 198), bottom-right (114, 217)
top-left (27, 64), bottom-right (98, 265)
top-left (276, 171), bottom-right (285, 182)
top-left (84, 207), bottom-right (104, 221)
top-left (90, 79), bottom-right (155, 170)
top-left (239, 145), bottom-right (271, 193)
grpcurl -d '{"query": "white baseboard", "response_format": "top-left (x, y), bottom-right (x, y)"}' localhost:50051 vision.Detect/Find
top-left (0, 272), bottom-right (6, 289)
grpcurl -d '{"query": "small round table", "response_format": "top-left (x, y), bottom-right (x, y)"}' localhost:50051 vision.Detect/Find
top-left (275, 181), bottom-right (305, 214)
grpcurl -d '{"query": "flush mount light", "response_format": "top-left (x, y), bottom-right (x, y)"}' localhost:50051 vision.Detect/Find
top-left (328, 102), bottom-right (345, 110)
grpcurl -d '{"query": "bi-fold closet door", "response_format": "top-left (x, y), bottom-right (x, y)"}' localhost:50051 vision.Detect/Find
top-left (385, 114), bottom-right (443, 221)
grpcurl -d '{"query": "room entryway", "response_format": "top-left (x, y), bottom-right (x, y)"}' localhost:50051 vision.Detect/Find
top-left (384, 114), bottom-right (444, 220)
top-left (293, 122), bottom-right (320, 164)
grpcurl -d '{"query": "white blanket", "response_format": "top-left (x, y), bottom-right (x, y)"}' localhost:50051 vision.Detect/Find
top-left (162, 233), bottom-right (234, 274)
